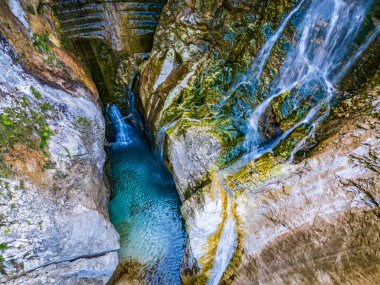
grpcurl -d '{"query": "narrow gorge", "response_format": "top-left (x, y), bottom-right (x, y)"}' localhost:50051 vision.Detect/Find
top-left (0, 0), bottom-right (379, 285)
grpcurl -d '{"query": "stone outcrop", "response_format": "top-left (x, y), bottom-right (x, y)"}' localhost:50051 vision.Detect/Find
top-left (138, 0), bottom-right (380, 283)
top-left (0, 1), bottom-right (119, 284)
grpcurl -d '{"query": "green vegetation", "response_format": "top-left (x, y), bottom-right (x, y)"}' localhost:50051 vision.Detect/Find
top-left (0, 242), bottom-right (6, 275)
top-left (26, 4), bottom-right (35, 15)
top-left (77, 117), bottom-right (90, 126)
top-left (0, 95), bottom-right (54, 177)
top-left (32, 33), bottom-right (50, 54)
top-left (32, 33), bottom-right (61, 67)
top-left (30, 86), bottom-right (42, 100)
top-left (37, 2), bottom-right (45, 15)
top-left (59, 28), bottom-right (74, 52)
top-left (157, 1), bottom-right (300, 169)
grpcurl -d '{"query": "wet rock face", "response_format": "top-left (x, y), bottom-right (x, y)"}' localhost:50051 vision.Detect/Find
top-left (167, 124), bottom-right (222, 200)
top-left (54, 0), bottom-right (166, 107)
top-left (231, 100), bottom-right (380, 284)
top-left (138, 0), bottom-right (380, 283)
top-left (0, 1), bottom-right (119, 284)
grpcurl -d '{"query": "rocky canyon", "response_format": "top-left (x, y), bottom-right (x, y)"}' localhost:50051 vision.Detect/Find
top-left (0, 0), bottom-right (379, 284)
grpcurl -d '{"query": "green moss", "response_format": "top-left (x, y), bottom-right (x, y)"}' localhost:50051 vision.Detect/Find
top-left (21, 96), bottom-right (29, 108)
top-left (32, 33), bottom-right (50, 54)
top-left (32, 33), bottom-right (61, 67)
top-left (0, 255), bottom-right (4, 275)
top-left (40, 102), bottom-right (53, 113)
top-left (77, 117), bottom-right (90, 126)
top-left (226, 153), bottom-right (286, 190)
top-left (30, 86), bottom-right (42, 100)
top-left (1, 114), bottom-right (12, 126)
top-left (26, 4), bottom-right (35, 15)
top-left (0, 161), bottom-right (10, 178)
top-left (30, 110), bottom-right (53, 149)
top-left (59, 28), bottom-right (74, 52)
top-left (43, 54), bottom-right (61, 67)
top-left (37, 2), bottom-right (45, 15)
top-left (0, 97), bottom-right (54, 175)
top-left (158, 1), bottom-right (299, 167)
top-left (273, 125), bottom-right (311, 161)
top-left (64, 147), bottom-right (71, 159)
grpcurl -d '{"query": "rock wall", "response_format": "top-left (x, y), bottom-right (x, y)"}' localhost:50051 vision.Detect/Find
top-left (139, 0), bottom-right (380, 283)
top-left (0, 1), bottom-right (119, 284)
top-left (54, 0), bottom-right (166, 109)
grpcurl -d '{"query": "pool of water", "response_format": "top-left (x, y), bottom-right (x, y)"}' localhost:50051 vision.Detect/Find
top-left (106, 105), bottom-right (185, 284)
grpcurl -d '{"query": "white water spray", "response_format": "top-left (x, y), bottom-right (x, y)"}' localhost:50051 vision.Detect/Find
top-left (244, 0), bottom-right (376, 159)
top-left (106, 104), bottom-right (135, 145)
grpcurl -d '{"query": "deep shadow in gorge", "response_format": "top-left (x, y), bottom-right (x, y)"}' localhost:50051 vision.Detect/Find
top-left (53, 1), bottom-right (186, 284)
top-left (54, 0), bottom-right (165, 145)
top-left (54, 0), bottom-right (166, 113)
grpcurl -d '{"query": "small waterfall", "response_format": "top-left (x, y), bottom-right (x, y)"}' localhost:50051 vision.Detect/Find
top-left (207, 175), bottom-right (237, 285)
top-left (208, 217), bottom-right (237, 285)
top-left (243, 0), bottom-right (377, 158)
top-left (7, 0), bottom-right (30, 30)
top-left (156, 120), bottom-right (178, 160)
top-left (106, 104), bottom-right (135, 145)
top-left (223, 0), bottom-right (306, 105)
top-left (208, 0), bottom-right (378, 282)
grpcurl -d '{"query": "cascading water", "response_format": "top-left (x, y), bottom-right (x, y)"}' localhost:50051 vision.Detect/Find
top-left (208, 0), bottom-right (379, 283)
top-left (106, 104), bottom-right (136, 145)
top-left (106, 104), bottom-right (185, 284)
top-left (222, 0), bottom-right (306, 105)
top-left (243, 0), bottom-right (377, 160)
top-left (151, 0), bottom-right (378, 283)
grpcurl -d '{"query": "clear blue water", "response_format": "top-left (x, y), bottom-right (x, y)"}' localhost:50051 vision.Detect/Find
top-left (106, 105), bottom-right (185, 284)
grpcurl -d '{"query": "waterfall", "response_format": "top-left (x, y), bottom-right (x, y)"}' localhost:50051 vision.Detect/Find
top-left (150, 0), bottom-right (378, 283)
top-left (211, 0), bottom-right (378, 282)
top-left (7, 0), bottom-right (30, 30)
top-left (156, 120), bottom-right (178, 160)
top-left (207, 175), bottom-right (237, 285)
top-left (243, 0), bottom-right (377, 159)
top-left (222, 0), bottom-right (306, 105)
top-left (106, 104), bottom-right (135, 145)
top-left (208, 217), bottom-right (237, 285)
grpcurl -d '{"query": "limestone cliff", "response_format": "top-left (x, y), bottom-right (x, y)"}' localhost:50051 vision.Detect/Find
top-left (0, 1), bottom-right (119, 284)
top-left (139, 0), bottom-right (380, 284)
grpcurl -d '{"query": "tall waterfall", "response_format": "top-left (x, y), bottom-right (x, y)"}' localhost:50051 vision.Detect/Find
top-left (242, 0), bottom-right (377, 160)
top-left (106, 104), bottom-right (135, 145)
